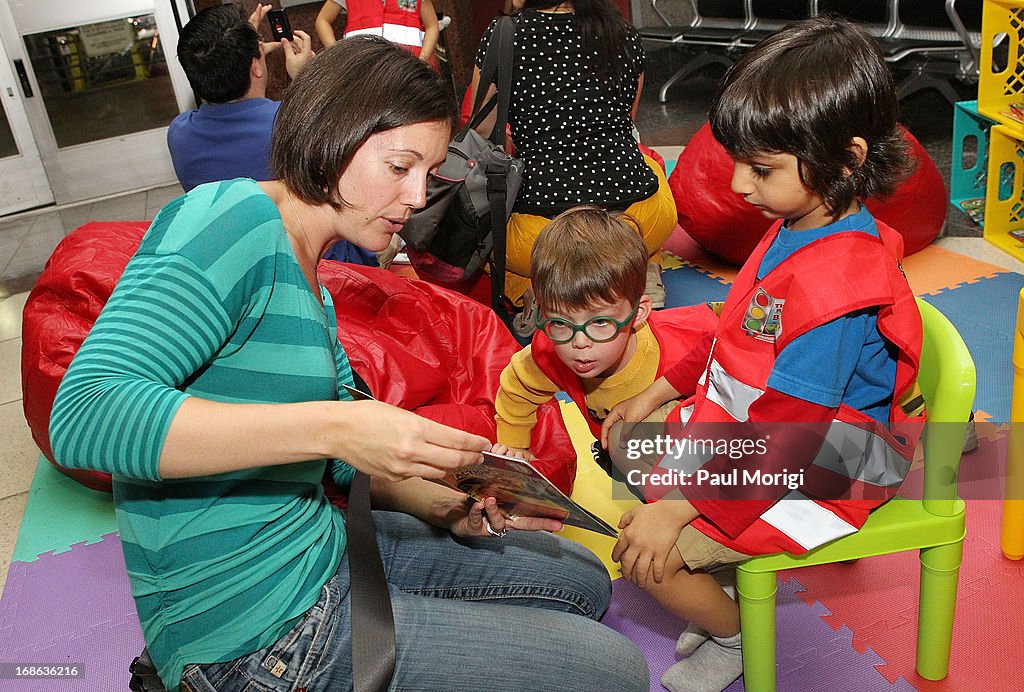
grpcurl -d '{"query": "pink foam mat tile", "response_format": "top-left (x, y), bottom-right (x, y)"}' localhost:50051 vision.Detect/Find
top-left (790, 494), bottom-right (1023, 688)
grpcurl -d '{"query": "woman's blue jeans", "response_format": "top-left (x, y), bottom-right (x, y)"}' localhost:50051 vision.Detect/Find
top-left (179, 510), bottom-right (648, 691)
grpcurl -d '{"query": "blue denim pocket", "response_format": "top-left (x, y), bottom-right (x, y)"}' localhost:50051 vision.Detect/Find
top-left (180, 573), bottom-right (344, 691)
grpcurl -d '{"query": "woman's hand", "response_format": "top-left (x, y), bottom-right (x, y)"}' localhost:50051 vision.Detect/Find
top-left (447, 494), bottom-right (563, 538)
top-left (158, 398), bottom-right (489, 480)
top-left (334, 401), bottom-right (491, 482)
top-left (611, 501), bottom-right (696, 588)
top-left (373, 479), bottom-right (564, 537)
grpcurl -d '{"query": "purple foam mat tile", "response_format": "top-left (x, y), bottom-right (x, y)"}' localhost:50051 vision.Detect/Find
top-left (603, 574), bottom-right (916, 692)
top-left (1, 617), bottom-right (145, 692)
top-left (602, 578), bottom-right (688, 691)
top-left (774, 581), bottom-right (916, 691)
top-left (0, 533), bottom-right (140, 661)
top-left (0, 560), bottom-right (28, 641)
top-left (784, 626), bottom-right (917, 692)
top-left (721, 578), bottom-right (918, 692)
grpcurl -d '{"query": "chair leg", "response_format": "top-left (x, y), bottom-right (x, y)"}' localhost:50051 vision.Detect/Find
top-left (895, 68), bottom-right (959, 105)
top-left (737, 567), bottom-right (777, 692)
top-left (658, 51), bottom-right (734, 103)
top-left (916, 540), bottom-right (963, 680)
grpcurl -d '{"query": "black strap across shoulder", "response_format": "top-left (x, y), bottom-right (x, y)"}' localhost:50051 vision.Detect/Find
top-left (348, 471), bottom-right (396, 692)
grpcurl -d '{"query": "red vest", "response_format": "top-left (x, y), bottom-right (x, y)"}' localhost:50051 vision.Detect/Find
top-left (671, 219), bottom-right (922, 555)
top-left (531, 305), bottom-right (719, 440)
top-left (344, 0), bottom-right (424, 48)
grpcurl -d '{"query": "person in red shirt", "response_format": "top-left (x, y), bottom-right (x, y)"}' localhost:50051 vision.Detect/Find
top-left (315, 0), bottom-right (439, 63)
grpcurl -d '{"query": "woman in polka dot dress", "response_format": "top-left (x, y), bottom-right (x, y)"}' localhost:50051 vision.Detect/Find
top-left (472, 0), bottom-right (675, 333)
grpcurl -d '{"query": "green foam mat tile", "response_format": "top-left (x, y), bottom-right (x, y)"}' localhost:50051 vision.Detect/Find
top-left (12, 456), bottom-right (116, 563)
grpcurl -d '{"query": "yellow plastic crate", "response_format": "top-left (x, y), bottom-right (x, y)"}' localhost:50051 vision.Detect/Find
top-left (980, 1), bottom-right (1024, 130)
top-left (984, 124), bottom-right (1024, 261)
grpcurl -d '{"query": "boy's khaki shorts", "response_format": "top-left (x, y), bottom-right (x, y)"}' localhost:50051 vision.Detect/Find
top-left (607, 403), bottom-right (751, 571)
top-left (675, 525), bottom-right (750, 571)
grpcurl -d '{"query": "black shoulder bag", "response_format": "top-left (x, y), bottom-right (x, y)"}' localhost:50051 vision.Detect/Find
top-left (401, 15), bottom-right (523, 327)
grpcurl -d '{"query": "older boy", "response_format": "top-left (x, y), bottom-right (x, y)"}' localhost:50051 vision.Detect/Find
top-left (601, 17), bottom-right (923, 691)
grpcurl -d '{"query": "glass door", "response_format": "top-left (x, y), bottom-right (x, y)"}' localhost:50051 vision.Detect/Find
top-left (0, 0), bottom-right (181, 204)
top-left (0, 11), bottom-right (53, 216)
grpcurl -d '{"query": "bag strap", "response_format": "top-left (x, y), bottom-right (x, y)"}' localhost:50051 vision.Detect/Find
top-left (484, 15), bottom-right (516, 329)
top-left (488, 16), bottom-right (515, 147)
top-left (461, 15), bottom-right (516, 329)
top-left (348, 471), bottom-right (396, 692)
top-left (462, 15), bottom-right (515, 145)
top-left (488, 171), bottom-right (512, 330)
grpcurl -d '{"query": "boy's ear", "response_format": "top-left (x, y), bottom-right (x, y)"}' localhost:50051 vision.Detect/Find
top-left (847, 136), bottom-right (868, 169)
top-left (633, 295), bottom-right (654, 329)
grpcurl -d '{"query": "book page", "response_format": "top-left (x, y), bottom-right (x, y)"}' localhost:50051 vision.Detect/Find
top-left (443, 451), bottom-right (618, 537)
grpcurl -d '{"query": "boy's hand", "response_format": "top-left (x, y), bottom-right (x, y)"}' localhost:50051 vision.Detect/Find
top-left (601, 391), bottom-right (659, 449)
top-left (248, 3), bottom-right (272, 30)
top-left (600, 375), bottom-right (682, 449)
top-left (489, 443), bottom-right (535, 462)
top-left (612, 501), bottom-right (697, 588)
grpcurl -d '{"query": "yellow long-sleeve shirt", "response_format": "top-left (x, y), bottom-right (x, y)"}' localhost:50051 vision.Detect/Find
top-left (495, 323), bottom-right (662, 449)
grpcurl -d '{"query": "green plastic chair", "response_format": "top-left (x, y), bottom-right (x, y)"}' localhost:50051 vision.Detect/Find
top-left (736, 298), bottom-right (976, 691)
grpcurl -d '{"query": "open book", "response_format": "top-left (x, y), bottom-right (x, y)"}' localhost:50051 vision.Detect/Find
top-left (342, 384), bottom-right (617, 537)
top-left (441, 451), bottom-right (618, 538)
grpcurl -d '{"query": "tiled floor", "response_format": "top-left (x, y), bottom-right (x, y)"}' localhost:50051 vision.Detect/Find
top-left (0, 183), bottom-right (183, 300)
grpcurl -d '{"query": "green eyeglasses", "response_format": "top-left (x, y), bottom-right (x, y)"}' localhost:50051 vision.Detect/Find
top-left (537, 304), bottom-right (640, 344)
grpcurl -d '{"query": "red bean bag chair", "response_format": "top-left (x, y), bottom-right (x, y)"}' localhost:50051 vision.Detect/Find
top-left (21, 221), bottom-right (577, 495)
top-left (669, 122), bottom-right (947, 265)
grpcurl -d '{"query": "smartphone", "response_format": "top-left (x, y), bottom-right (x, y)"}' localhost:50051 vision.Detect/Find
top-left (267, 8), bottom-right (293, 42)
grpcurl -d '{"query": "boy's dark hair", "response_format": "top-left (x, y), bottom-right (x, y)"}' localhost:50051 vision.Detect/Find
top-left (531, 205), bottom-right (647, 314)
top-left (709, 15), bottom-right (912, 219)
top-left (177, 4), bottom-right (259, 104)
top-left (271, 36), bottom-right (458, 209)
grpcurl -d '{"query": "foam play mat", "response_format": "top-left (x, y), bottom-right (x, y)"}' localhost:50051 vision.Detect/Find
top-left (2, 226), bottom-right (1022, 690)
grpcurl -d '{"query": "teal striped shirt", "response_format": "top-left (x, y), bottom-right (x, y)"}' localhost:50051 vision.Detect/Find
top-left (50, 179), bottom-right (356, 689)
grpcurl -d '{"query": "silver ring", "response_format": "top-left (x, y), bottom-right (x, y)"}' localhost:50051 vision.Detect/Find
top-left (484, 518), bottom-right (507, 538)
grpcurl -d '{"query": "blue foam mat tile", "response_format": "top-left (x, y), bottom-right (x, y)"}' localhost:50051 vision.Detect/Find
top-left (921, 272), bottom-right (1024, 422)
top-left (662, 264), bottom-right (731, 308)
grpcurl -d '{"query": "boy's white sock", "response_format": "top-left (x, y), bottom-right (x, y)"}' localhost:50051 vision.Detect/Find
top-left (675, 585), bottom-right (736, 658)
top-left (661, 632), bottom-right (743, 692)
top-left (675, 622), bottom-right (710, 658)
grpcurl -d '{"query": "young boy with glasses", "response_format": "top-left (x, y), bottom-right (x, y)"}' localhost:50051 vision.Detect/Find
top-left (494, 206), bottom-right (716, 477)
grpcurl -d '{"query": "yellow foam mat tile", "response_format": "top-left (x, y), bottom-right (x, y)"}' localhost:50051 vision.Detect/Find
top-left (559, 401), bottom-right (641, 577)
